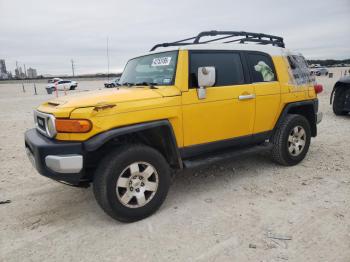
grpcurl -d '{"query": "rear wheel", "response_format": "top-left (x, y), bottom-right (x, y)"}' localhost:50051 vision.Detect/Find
top-left (93, 144), bottom-right (171, 222)
top-left (271, 114), bottom-right (311, 166)
top-left (333, 87), bottom-right (349, 115)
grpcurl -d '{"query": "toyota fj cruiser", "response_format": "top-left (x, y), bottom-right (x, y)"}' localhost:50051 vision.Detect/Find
top-left (25, 31), bottom-right (323, 222)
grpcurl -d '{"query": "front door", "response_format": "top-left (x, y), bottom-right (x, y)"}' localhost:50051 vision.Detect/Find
top-left (181, 51), bottom-right (256, 153)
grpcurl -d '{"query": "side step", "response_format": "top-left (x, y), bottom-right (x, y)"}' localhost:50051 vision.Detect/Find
top-left (183, 144), bottom-right (272, 169)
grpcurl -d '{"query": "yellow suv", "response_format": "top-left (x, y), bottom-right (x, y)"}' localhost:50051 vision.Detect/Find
top-left (25, 31), bottom-right (323, 222)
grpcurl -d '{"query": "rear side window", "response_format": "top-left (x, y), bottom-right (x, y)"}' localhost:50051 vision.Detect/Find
top-left (246, 53), bottom-right (276, 82)
top-left (190, 52), bottom-right (245, 88)
top-left (287, 55), bottom-right (313, 85)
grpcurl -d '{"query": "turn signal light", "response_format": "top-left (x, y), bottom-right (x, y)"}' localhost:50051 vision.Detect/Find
top-left (55, 119), bottom-right (92, 133)
top-left (314, 84), bottom-right (323, 94)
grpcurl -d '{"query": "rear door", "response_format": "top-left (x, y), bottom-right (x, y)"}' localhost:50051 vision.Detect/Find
top-left (181, 51), bottom-right (255, 151)
top-left (244, 52), bottom-right (281, 135)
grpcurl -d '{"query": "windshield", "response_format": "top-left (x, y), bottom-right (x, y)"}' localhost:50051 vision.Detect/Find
top-left (119, 51), bottom-right (178, 86)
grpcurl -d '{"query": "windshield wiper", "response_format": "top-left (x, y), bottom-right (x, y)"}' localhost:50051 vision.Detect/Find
top-left (135, 82), bottom-right (158, 89)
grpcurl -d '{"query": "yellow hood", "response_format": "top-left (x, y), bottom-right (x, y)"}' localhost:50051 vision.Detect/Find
top-left (49, 88), bottom-right (163, 108)
top-left (37, 87), bottom-right (168, 117)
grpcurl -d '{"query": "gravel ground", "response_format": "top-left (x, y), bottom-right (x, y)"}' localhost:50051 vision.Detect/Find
top-left (0, 69), bottom-right (349, 262)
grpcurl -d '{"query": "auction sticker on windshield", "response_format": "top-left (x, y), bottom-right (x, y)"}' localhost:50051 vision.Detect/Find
top-left (152, 57), bottom-right (172, 66)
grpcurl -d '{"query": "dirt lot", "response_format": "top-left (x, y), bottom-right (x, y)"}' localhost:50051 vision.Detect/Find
top-left (0, 69), bottom-right (349, 262)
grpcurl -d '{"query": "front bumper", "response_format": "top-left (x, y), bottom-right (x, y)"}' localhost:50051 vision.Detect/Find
top-left (25, 129), bottom-right (86, 185)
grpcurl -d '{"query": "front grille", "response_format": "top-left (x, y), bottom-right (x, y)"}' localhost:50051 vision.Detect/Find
top-left (37, 116), bottom-right (46, 131)
top-left (34, 110), bottom-right (56, 138)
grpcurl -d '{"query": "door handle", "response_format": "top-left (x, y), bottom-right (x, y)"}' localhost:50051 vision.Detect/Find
top-left (238, 94), bottom-right (255, 101)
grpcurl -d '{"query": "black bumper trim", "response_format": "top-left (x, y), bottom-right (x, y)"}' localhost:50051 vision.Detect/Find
top-left (25, 129), bottom-right (85, 185)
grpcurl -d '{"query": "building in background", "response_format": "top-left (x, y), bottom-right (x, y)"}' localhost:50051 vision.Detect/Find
top-left (27, 67), bottom-right (37, 78)
top-left (14, 68), bottom-right (20, 78)
top-left (15, 65), bottom-right (27, 79)
top-left (0, 59), bottom-right (7, 74)
top-left (15, 67), bottom-right (25, 78)
top-left (0, 59), bottom-right (10, 79)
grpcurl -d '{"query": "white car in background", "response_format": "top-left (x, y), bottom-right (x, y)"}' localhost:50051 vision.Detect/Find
top-left (104, 77), bottom-right (121, 88)
top-left (47, 78), bottom-right (63, 83)
top-left (310, 68), bottom-right (329, 76)
top-left (46, 79), bottom-right (78, 94)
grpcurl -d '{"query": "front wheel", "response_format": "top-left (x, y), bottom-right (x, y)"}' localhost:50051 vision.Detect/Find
top-left (93, 144), bottom-right (171, 222)
top-left (271, 114), bottom-right (311, 166)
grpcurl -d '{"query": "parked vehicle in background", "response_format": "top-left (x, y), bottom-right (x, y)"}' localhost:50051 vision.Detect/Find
top-left (330, 76), bottom-right (350, 115)
top-left (25, 30), bottom-right (323, 222)
top-left (46, 79), bottom-right (78, 94)
top-left (310, 68), bottom-right (329, 76)
top-left (104, 77), bottom-right (120, 88)
top-left (48, 78), bottom-right (63, 83)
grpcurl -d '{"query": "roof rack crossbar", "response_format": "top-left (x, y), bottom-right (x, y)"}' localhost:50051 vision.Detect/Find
top-left (201, 34), bottom-right (239, 44)
top-left (173, 36), bottom-right (197, 43)
top-left (224, 37), bottom-right (282, 46)
top-left (150, 30), bottom-right (285, 51)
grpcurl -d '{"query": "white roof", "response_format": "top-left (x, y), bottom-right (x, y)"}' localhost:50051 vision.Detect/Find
top-left (148, 43), bottom-right (288, 56)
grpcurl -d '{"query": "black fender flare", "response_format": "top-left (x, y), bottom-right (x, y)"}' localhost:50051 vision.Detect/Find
top-left (83, 120), bottom-right (183, 169)
top-left (273, 99), bottom-right (318, 137)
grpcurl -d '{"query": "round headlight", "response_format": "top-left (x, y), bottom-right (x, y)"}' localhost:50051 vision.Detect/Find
top-left (46, 115), bottom-right (57, 137)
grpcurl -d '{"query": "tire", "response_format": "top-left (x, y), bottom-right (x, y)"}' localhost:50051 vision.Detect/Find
top-left (333, 87), bottom-right (348, 115)
top-left (93, 144), bottom-right (171, 222)
top-left (271, 114), bottom-right (311, 166)
top-left (69, 86), bottom-right (76, 90)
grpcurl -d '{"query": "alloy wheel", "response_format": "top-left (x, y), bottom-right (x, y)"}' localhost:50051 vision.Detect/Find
top-left (116, 162), bottom-right (159, 208)
top-left (287, 126), bottom-right (306, 156)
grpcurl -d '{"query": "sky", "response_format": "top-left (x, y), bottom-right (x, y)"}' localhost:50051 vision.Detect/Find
top-left (0, 0), bottom-right (349, 75)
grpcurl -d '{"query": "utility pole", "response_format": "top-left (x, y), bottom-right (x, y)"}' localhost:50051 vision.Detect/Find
top-left (107, 37), bottom-right (110, 82)
top-left (16, 61), bottom-right (25, 92)
top-left (23, 64), bottom-right (27, 78)
top-left (15, 61), bottom-right (19, 78)
top-left (71, 59), bottom-right (75, 77)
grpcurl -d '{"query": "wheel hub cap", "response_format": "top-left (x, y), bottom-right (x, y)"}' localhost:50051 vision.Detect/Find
top-left (288, 126), bottom-right (306, 156)
top-left (116, 162), bottom-right (159, 208)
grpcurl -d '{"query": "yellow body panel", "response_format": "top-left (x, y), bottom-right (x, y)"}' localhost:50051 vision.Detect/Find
top-left (182, 85), bottom-right (255, 146)
top-left (37, 50), bottom-right (316, 149)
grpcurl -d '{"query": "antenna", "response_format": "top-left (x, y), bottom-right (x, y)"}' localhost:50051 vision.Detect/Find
top-left (107, 37), bottom-right (110, 81)
top-left (71, 59), bottom-right (75, 77)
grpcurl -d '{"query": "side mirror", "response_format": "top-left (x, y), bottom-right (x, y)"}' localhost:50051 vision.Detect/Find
top-left (197, 67), bottom-right (215, 99)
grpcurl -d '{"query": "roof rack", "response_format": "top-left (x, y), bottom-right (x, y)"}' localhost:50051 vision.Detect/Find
top-left (150, 30), bottom-right (285, 51)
